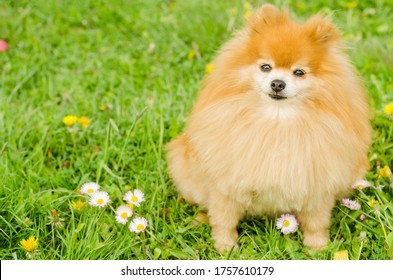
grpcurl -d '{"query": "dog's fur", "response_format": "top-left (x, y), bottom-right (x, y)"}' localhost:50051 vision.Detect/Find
top-left (166, 4), bottom-right (371, 251)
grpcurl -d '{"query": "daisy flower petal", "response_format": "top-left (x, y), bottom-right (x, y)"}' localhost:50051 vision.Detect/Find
top-left (115, 215), bottom-right (128, 225)
top-left (342, 198), bottom-right (361, 210)
top-left (129, 217), bottom-right (148, 233)
top-left (351, 179), bottom-right (371, 190)
top-left (89, 191), bottom-right (111, 207)
top-left (80, 182), bottom-right (100, 195)
top-left (276, 214), bottom-right (299, 234)
top-left (123, 189), bottom-right (145, 206)
top-left (115, 205), bottom-right (133, 224)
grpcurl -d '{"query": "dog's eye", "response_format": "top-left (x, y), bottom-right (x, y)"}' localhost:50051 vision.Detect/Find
top-left (293, 69), bottom-right (305, 77)
top-left (260, 64), bottom-right (272, 72)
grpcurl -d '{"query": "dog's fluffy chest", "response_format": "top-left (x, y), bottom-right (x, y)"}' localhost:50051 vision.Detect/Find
top-left (189, 101), bottom-right (355, 213)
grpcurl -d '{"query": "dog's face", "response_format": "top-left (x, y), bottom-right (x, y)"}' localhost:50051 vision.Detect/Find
top-left (253, 58), bottom-right (312, 101)
top-left (236, 5), bottom-right (341, 104)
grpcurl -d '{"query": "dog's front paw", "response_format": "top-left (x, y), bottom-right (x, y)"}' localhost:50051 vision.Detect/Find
top-left (212, 227), bottom-right (238, 253)
top-left (302, 230), bottom-right (329, 251)
top-left (214, 240), bottom-right (239, 253)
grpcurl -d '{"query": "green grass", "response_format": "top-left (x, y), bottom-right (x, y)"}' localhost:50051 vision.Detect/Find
top-left (0, 0), bottom-right (392, 260)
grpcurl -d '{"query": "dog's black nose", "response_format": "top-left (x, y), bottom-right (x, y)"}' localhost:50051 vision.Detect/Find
top-left (271, 80), bottom-right (286, 92)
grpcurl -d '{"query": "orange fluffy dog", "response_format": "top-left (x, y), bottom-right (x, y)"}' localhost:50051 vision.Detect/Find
top-left (167, 4), bottom-right (371, 252)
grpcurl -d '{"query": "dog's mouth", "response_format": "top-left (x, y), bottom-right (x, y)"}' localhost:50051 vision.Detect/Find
top-left (268, 94), bottom-right (287, 100)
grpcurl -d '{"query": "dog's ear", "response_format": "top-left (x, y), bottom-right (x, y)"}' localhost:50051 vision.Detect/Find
top-left (247, 4), bottom-right (289, 33)
top-left (305, 15), bottom-right (340, 44)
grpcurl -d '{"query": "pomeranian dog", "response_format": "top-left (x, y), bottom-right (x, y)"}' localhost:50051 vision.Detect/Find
top-left (167, 4), bottom-right (371, 252)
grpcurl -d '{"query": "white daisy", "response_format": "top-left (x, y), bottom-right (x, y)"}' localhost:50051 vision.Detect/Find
top-left (123, 189), bottom-right (145, 207)
top-left (80, 182), bottom-right (100, 195)
top-left (88, 191), bottom-right (111, 207)
top-left (129, 217), bottom-right (148, 233)
top-left (342, 198), bottom-right (361, 210)
top-left (276, 214), bottom-right (299, 234)
top-left (351, 179), bottom-right (371, 190)
top-left (115, 205), bottom-right (133, 225)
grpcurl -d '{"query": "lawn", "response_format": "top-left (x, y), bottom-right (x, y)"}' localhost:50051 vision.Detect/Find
top-left (0, 0), bottom-right (392, 260)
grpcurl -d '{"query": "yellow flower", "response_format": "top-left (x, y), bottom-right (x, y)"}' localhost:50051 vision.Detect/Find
top-left (62, 115), bottom-right (78, 126)
top-left (50, 209), bottom-right (59, 218)
top-left (347, 1), bottom-right (357, 9)
top-left (99, 104), bottom-right (109, 111)
top-left (334, 250), bottom-right (349, 260)
top-left (378, 165), bottom-right (392, 180)
top-left (78, 116), bottom-right (91, 128)
top-left (20, 236), bottom-right (38, 252)
top-left (71, 198), bottom-right (85, 210)
top-left (188, 50), bottom-right (195, 60)
top-left (367, 198), bottom-right (380, 208)
top-left (244, 10), bottom-right (252, 18)
top-left (383, 103), bottom-right (393, 115)
top-left (205, 63), bottom-right (215, 74)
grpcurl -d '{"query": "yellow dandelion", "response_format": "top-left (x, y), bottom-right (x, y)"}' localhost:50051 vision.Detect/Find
top-left (71, 198), bottom-right (85, 210)
top-left (383, 103), bottom-right (393, 115)
top-left (334, 250), bottom-right (349, 260)
top-left (367, 198), bottom-right (380, 208)
top-left (78, 116), bottom-right (91, 128)
top-left (378, 165), bottom-right (392, 180)
top-left (347, 1), bottom-right (357, 9)
top-left (205, 63), bottom-right (215, 74)
top-left (188, 50), bottom-right (196, 60)
top-left (244, 10), bottom-right (252, 18)
top-left (20, 236), bottom-right (38, 253)
top-left (62, 115), bottom-right (78, 126)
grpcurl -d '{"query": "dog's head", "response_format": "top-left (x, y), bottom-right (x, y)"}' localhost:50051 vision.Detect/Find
top-left (246, 5), bottom-right (340, 102)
